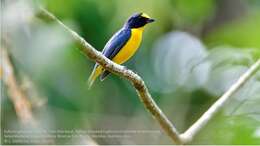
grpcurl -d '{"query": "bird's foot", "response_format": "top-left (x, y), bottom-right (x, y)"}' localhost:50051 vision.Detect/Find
top-left (133, 70), bottom-right (138, 74)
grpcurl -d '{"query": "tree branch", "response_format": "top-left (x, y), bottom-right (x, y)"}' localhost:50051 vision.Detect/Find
top-left (38, 7), bottom-right (260, 144)
top-left (38, 7), bottom-right (182, 144)
top-left (180, 59), bottom-right (260, 143)
top-left (1, 46), bottom-right (36, 125)
top-left (1, 41), bottom-right (98, 145)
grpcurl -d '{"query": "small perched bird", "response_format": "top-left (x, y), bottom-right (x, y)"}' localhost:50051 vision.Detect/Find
top-left (88, 12), bottom-right (155, 88)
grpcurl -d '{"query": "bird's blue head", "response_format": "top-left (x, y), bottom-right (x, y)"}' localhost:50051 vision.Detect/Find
top-left (125, 13), bottom-right (155, 28)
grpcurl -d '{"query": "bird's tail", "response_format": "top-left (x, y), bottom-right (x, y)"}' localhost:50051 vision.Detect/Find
top-left (88, 66), bottom-right (102, 89)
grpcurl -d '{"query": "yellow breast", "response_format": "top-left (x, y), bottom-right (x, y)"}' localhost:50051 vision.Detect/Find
top-left (112, 27), bottom-right (144, 64)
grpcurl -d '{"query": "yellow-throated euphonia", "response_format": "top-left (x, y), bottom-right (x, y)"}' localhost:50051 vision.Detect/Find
top-left (88, 13), bottom-right (155, 88)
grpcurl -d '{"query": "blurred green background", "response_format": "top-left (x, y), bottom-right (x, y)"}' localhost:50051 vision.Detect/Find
top-left (1, 0), bottom-right (260, 144)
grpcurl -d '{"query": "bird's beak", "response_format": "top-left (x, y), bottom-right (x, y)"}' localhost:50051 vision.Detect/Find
top-left (147, 18), bottom-right (155, 23)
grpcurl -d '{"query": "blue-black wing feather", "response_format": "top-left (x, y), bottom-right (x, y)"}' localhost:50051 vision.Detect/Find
top-left (98, 28), bottom-right (131, 80)
top-left (102, 28), bottom-right (131, 59)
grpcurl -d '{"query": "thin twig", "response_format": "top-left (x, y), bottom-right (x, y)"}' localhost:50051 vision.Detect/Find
top-left (1, 46), bottom-right (97, 144)
top-left (180, 59), bottom-right (260, 143)
top-left (1, 47), bottom-right (35, 125)
top-left (38, 7), bottom-right (260, 144)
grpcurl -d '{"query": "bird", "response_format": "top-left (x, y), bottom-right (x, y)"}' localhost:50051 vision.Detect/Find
top-left (88, 12), bottom-right (155, 88)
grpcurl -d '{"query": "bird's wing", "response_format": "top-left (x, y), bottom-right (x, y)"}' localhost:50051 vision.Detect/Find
top-left (95, 28), bottom-right (131, 81)
top-left (102, 28), bottom-right (131, 60)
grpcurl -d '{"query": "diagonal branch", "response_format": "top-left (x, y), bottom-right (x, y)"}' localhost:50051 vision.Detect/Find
top-left (1, 46), bottom-right (36, 125)
top-left (1, 44), bottom-right (98, 145)
top-left (180, 59), bottom-right (260, 143)
top-left (38, 7), bottom-right (260, 144)
top-left (38, 7), bottom-right (182, 144)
